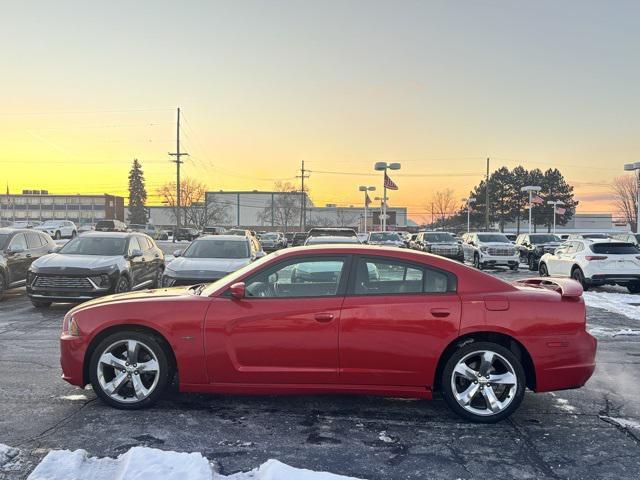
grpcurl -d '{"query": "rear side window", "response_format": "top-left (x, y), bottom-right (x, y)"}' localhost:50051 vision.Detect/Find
top-left (591, 243), bottom-right (639, 255)
top-left (26, 232), bottom-right (42, 249)
top-left (352, 257), bottom-right (455, 295)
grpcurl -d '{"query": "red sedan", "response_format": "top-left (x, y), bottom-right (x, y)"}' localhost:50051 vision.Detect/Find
top-left (60, 245), bottom-right (596, 422)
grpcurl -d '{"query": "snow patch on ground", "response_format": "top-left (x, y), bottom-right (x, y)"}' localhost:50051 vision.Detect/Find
top-left (554, 398), bottom-right (576, 413)
top-left (588, 326), bottom-right (640, 338)
top-left (600, 416), bottom-right (640, 430)
top-left (59, 394), bottom-right (88, 401)
top-left (0, 444), bottom-right (22, 471)
top-left (377, 431), bottom-right (395, 444)
top-left (583, 291), bottom-right (640, 321)
top-left (26, 446), bottom-right (364, 480)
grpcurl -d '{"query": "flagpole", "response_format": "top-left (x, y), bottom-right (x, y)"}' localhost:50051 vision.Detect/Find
top-left (374, 162), bottom-right (401, 232)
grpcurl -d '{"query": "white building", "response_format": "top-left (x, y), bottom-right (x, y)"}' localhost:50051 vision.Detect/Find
top-left (503, 213), bottom-right (629, 234)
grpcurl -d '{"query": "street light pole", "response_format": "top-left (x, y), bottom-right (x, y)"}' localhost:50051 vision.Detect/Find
top-left (374, 162), bottom-right (401, 231)
top-left (359, 185), bottom-right (376, 234)
top-left (463, 197), bottom-right (476, 233)
top-left (521, 186), bottom-right (542, 234)
top-left (624, 162), bottom-right (640, 234)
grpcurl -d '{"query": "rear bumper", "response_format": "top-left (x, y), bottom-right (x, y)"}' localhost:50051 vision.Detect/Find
top-left (532, 330), bottom-right (597, 392)
top-left (60, 334), bottom-right (88, 387)
top-left (586, 274), bottom-right (640, 285)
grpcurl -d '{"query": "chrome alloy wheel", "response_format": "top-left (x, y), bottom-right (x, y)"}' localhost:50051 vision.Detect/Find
top-left (97, 339), bottom-right (160, 403)
top-left (450, 350), bottom-right (518, 417)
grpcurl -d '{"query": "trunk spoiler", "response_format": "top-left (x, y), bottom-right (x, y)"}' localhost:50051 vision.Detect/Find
top-left (512, 277), bottom-right (583, 298)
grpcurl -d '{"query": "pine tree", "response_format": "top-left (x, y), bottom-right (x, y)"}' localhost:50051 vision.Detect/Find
top-left (128, 159), bottom-right (148, 225)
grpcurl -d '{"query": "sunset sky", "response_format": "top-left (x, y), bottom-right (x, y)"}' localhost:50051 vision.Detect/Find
top-left (2, 1), bottom-right (639, 222)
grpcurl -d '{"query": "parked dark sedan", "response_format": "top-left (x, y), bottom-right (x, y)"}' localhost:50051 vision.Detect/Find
top-left (0, 228), bottom-right (56, 300)
top-left (27, 232), bottom-right (164, 307)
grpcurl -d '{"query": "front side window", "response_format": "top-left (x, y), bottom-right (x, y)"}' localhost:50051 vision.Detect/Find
top-left (353, 257), bottom-right (453, 295)
top-left (9, 234), bottom-right (27, 251)
top-left (245, 258), bottom-right (347, 298)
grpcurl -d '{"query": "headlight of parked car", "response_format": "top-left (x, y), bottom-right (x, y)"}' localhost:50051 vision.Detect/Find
top-left (89, 274), bottom-right (111, 288)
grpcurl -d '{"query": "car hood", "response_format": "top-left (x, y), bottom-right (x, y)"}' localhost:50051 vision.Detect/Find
top-left (70, 286), bottom-right (191, 312)
top-left (533, 242), bottom-right (562, 248)
top-left (166, 256), bottom-right (250, 274)
top-left (32, 253), bottom-right (123, 271)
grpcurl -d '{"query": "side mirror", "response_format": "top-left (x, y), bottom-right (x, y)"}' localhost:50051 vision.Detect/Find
top-left (129, 249), bottom-right (143, 258)
top-left (173, 249), bottom-right (183, 257)
top-left (230, 282), bottom-right (246, 299)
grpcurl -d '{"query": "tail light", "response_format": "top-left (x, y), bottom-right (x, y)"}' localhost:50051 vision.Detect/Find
top-left (585, 255), bottom-right (608, 261)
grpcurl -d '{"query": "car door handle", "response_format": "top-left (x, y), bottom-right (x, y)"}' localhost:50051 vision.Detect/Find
top-left (314, 313), bottom-right (335, 322)
top-left (430, 308), bottom-right (450, 318)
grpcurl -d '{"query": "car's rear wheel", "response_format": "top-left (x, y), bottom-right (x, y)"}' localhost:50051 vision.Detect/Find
top-left (115, 275), bottom-right (131, 293)
top-left (538, 262), bottom-right (549, 277)
top-left (54, 231), bottom-right (61, 240)
top-left (31, 299), bottom-right (52, 308)
top-left (571, 267), bottom-right (588, 291)
top-left (442, 341), bottom-right (525, 423)
top-left (71, 230), bottom-right (77, 238)
top-left (90, 331), bottom-right (171, 409)
top-left (627, 282), bottom-right (640, 294)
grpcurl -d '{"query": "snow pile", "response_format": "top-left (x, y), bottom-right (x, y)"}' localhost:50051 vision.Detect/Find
top-left (27, 446), bottom-right (364, 480)
top-left (583, 291), bottom-right (640, 321)
top-left (588, 326), bottom-right (640, 338)
top-left (0, 444), bottom-right (21, 471)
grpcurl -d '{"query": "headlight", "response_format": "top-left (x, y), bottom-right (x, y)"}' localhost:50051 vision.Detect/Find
top-left (63, 315), bottom-right (80, 336)
top-left (89, 274), bottom-right (111, 288)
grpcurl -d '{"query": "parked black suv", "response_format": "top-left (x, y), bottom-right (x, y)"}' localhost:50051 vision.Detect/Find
top-left (515, 233), bottom-right (562, 270)
top-left (26, 232), bottom-right (164, 307)
top-left (95, 219), bottom-right (128, 232)
top-left (0, 228), bottom-right (56, 300)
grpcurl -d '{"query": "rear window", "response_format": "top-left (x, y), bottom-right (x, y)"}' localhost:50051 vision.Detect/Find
top-left (591, 243), bottom-right (639, 254)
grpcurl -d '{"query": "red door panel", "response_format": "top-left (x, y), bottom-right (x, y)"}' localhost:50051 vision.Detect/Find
top-left (204, 297), bottom-right (342, 384)
top-left (339, 294), bottom-right (461, 387)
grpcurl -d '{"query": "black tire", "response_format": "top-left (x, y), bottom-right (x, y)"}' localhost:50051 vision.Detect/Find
top-left (71, 230), bottom-right (77, 238)
top-left (509, 264), bottom-right (519, 271)
top-left (627, 282), bottom-right (640, 294)
top-left (115, 275), bottom-right (131, 293)
top-left (54, 231), bottom-right (61, 240)
top-left (89, 330), bottom-right (172, 409)
top-left (473, 253), bottom-right (482, 270)
top-left (31, 299), bottom-right (52, 308)
top-left (539, 262), bottom-right (549, 277)
top-left (571, 267), bottom-right (588, 291)
top-left (152, 268), bottom-right (163, 289)
top-left (528, 255), bottom-right (537, 271)
top-left (0, 271), bottom-right (6, 302)
top-left (441, 341), bottom-right (526, 423)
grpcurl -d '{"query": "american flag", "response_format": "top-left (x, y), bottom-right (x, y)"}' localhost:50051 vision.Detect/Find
top-left (384, 172), bottom-right (398, 190)
top-left (531, 195), bottom-right (544, 205)
top-left (365, 191), bottom-right (372, 207)
top-left (555, 206), bottom-right (566, 215)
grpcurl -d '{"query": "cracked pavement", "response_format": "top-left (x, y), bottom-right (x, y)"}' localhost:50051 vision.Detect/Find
top-left (1, 267), bottom-right (640, 479)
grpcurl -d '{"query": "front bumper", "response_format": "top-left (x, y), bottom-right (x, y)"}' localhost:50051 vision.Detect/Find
top-left (479, 253), bottom-right (520, 267)
top-left (27, 272), bottom-right (118, 303)
top-left (60, 333), bottom-right (88, 386)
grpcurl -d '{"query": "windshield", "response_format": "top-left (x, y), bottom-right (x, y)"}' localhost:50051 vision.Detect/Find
top-left (183, 239), bottom-right (249, 259)
top-left (530, 234), bottom-right (560, 244)
top-left (59, 236), bottom-right (126, 256)
top-left (477, 234), bottom-right (509, 243)
top-left (582, 234), bottom-right (611, 239)
top-left (369, 232), bottom-right (401, 242)
top-left (423, 233), bottom-right (456, 243)
top-left (0, 234), bottom-right (10, 249)
top-left (41, 221), bottom-right (60, 227)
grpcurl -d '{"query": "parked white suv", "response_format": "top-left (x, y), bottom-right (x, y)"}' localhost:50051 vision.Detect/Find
top-left (538, 239), bottom-right (640, 293)
top-left (34, 220), bottom-right (77, 240)
top-left (461, 232), bottom-right (519, 270)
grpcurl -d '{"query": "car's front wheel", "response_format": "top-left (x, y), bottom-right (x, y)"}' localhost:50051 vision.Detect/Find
top-left (115, 275), bottom-right (130, 293)
top-left (528, 255), bottom-right (537, 271)
top-left (627, 282), bottom-right (640, 294)
top-left (31, 299), bottom-right (51, 308)
top-left (441, 341), bottom-right (525, 423)
top-left (89, 331), bottom-right (172, 409)
top-left (473, 253), bottom-right (482, 270)
top-left (54, 231), bottom-right (61, 240)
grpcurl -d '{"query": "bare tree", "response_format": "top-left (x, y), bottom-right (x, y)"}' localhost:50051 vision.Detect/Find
top-left (257, 181), bottom-right (301, 231)
top-left (157, 178), bottom-right (228, 229)
top-left (612, 175), bottom-right (638, 231)
top-left (429, 189), bottom-right (457, 227)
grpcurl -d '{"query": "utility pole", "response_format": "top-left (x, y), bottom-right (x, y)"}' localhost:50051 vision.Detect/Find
top-left (296, 160), bottom-right (309, 232)
top-left (169, 108), bottom-right (188, 238)
top-left (485, 157), bottom-right (490, 231)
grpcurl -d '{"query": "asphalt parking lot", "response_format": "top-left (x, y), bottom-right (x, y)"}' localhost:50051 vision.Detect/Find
top-left (1, 263), bottom-right (640, 479)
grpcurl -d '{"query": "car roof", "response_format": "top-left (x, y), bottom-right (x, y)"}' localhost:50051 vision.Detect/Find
top-left (77, 231), bottom-right (134, 238)
top-left (0, 228), bottom-right (32, 234)
top-left (195, 234), bottom-right (247, 241)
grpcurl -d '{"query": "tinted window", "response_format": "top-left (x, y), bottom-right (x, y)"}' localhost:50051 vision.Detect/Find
top-left (353, 257), bottom-right (452, 295)
top-left (95, 221), bottom-right (114, 229)
top-left (184, 239), bottom-right (249, 259)
top-left (591, 243), bottom-right (639, 255)
top-left (245, 258), bottom-right (346, 298)
top-left (422, 233), bottom-right (456, 243)
top-left (26, 232), bottom-right (42, 249)
top-left (369, 232), bottom-right (402, 242)
top-left (529, 234), bottom-right (560, 244)
top-left (127, 237), bottom-right (141, 254)
top-left (477, 234), bottom-right (509, 243)
top-left (9, 233), bottom-right (27, 250)
top-left (60, 236), bottom-right (127, 256)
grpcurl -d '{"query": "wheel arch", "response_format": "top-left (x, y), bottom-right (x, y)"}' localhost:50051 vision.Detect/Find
top-left (433, 331), bottom-right (536, 392)
top-left (82, 324), bottom-right (177, 386)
